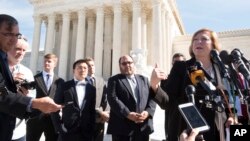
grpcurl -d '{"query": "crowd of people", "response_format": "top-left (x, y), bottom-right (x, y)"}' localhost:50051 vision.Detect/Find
top-left (0, 13), bottom-right (250, 141)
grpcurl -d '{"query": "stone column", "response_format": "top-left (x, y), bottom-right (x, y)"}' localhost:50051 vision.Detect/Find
top-left (112, 2), bottom-right (122, 75)
top-left (132, 0), bottom-right (141, 50)
top-left (69, 20), bottom-right (78, 79)
top-left (58, 12), bottom-right (70, 79)
top-left (103, 9), bottom-right (113, 80)
top-left (141, 8), bottom-right (147, 50)
top-left (152, 0), bottom-right (162, 67)
top-left (94, 6), bottom-right (104, 76)
top-left (161, 5), bottom-right (167, 70)
top-left (85, 13), bottom-right (95, 58)
top-left (44, 13), bottom-right (56, 54)
top-left (121, 8), bottom-right (129, 55)
top-left (30, 15), bottom-right (42, 74)
top-left (130, 1), bottom-right (149, 75)
top-left (147, 13), bottom-right (153, 66)
top-left (75, 9), bottom-right (86, 60)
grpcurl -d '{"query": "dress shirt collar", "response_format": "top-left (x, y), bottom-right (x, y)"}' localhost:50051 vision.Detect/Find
top-left (74, 77), bottom-right (87, 85)
top-left (42, 70), bottom-right (54, 78)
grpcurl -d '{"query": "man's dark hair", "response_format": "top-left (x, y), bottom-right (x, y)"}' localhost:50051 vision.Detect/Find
top-left (73, 59), bottom-right (88, 69)
top-left (0, 14), bottom-right (18, 31)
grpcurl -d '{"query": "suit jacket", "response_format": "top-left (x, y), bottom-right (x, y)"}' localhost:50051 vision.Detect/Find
top-left (154, 58), bottom-right (227, 141)
top-left (107, 73), bottom-right (156, 136)
top-left (0, 51), bottom-right (31, 141)
top-left (87, 76), bottom-right (109, 122)
top-left (32, 72), bottom-right (64, 117)
top-left (52, 79), bottom-right (96, 140)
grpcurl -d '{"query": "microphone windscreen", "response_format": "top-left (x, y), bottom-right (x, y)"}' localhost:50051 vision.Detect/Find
top-left (219, 50), bottom-right (231, 65)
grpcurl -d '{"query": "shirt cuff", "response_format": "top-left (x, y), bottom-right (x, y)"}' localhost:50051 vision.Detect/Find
top-left (26, 98), bottom-right (34, 112)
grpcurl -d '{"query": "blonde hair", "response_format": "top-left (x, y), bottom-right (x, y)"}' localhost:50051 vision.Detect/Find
top-left (44, 53), bottom-right (58, 62)
top-left (189, 28), bottom-right (221, 58)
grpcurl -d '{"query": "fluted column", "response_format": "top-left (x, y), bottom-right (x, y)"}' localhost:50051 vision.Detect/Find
top-left (132, 0), bottom-right (141, 50)
top-left (75, 9), bottom-right (86, 60)
top-left (103, 9), bottom-right (113, 80)
top-left (161, 5), bottom-right (167, 70)
top-left (30, 15), bottom-right (42, 74)
top-left (85, 13), bottom-right (95, 58)
top-left (94, 6), bottom-right (104, 76)
top-left (58, 12), bottom-right (70, 79)
top-left (44, 13), bottom-right (56, 54)
top-left (112, 2), bottom-right (122, 75)
top-left (121, 8), bottom-right (129, 55)
top-left (141, 8), bottom-right (147, 50)
top-left (152, 0), bottom-right (162, 66)
top-left (147, 13), bottom-right (153, 65)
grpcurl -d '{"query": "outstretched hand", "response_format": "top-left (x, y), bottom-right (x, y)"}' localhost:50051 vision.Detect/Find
top-left (31, 97), bottom-right (62, 114)
top-left (150, 63), bottom-right (167, 92)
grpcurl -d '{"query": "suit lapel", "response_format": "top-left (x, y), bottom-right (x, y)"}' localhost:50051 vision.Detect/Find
top-left (36, 73), bottom-right (48, 95)
top-left (135, 75), bottom-right (142, 101)
top-left (120, 75), bottom-right (137, 103)
top-left (48, 75), bottom-right (58, 98)
top-left (68, 80), bottom-right (80, 108)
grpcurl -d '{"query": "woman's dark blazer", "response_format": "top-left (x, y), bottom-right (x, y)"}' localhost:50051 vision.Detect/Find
top-left (154, 57), bottom-right (227, 141)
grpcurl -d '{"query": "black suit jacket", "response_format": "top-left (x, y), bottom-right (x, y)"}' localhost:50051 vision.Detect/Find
top-left (0, 50), bottom-right (31, 141)
top-left (52, 79), bottom-right (96, 140)
top-left (107, 74), bottom-right (156, 136)
top-left (154, 58), bottom-right (227, 141)
top-left (32, 72), bottom-right (64, 117)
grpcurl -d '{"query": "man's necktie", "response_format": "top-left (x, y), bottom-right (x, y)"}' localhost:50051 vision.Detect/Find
top-left (130, 77), bottom-right (140, 104)
top-left (46, 74), bottom-right (51, 91)
top-left (90, 77), bottom-right (96, 87)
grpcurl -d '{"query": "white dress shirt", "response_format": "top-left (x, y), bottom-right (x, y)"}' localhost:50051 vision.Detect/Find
top-left (74, 78), bottom-right (86, 108)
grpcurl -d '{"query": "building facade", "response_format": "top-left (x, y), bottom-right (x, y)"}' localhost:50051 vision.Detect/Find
top-left (27, 0), bottom-right (184, 80)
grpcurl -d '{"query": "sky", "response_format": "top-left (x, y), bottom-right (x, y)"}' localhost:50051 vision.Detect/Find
top-left (1, 0), bottom-right (250, 49)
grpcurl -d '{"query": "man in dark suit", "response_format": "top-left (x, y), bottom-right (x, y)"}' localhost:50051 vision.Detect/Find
top-left (26, 53), bottom-right (64, 141)
top-left (52, 59), bottom-right (96, 141)
top-left (0, 14), bottom-right (62, 141)
top-left (107, 55), bottom-right (156, 141)
top-left (85, 57), bottom-right (109, 141)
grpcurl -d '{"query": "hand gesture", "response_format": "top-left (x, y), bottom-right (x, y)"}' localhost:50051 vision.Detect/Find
top-left (150, 63), bottom-right (167, 92)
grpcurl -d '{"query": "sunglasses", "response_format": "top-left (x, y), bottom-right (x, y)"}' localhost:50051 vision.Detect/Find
top-left (120, 61), bottom-right (133, 66)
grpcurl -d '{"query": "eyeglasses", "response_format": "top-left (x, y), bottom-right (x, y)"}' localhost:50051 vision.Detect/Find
top-left (0, 32), bottom-right (22, 39)
top-left (120, 61), bottom-right (133, 66)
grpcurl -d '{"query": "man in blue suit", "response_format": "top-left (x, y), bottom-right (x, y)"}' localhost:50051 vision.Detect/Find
top-left (107, 55), bottom-right (156, 141)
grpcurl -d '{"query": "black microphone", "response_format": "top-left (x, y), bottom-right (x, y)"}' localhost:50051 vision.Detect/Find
top-left (185, 85), bottom-right (196, 104)
top-left (210, 49), bottom-right (230, 79)
top-left (220, 50), bottom-right (245, 98)
top-left (231, 49), bottom-right (250, 81)
top-left (219, 50), bottom-right (232, 65)
top-left (232, 48), bottom-right (250, 69)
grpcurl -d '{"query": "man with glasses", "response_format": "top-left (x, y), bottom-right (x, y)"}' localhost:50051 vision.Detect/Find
top-left (106, 55), bottom-right (156, 141)
top-left (0, 14), bottom-right (62, 141)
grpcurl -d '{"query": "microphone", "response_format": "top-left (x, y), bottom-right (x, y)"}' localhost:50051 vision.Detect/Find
top-left (189, 68), bottom-right (205, 86)
top-left (195, 61), bottom-right (216, 86)
top-left (185, 85), bottom-right (196, 104)
top-left (189, 67), bottom-right (225, 112)
top-left (232, 48), bottom-right (250, 68)
top-left (231, 49), bottom-right (250, 81)
top-left (219, 50), bottom-right (232, 65)
top-left (220, 50), bottom-right (245, 98)
top-left (210, 49), bottom-right (230, 79)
